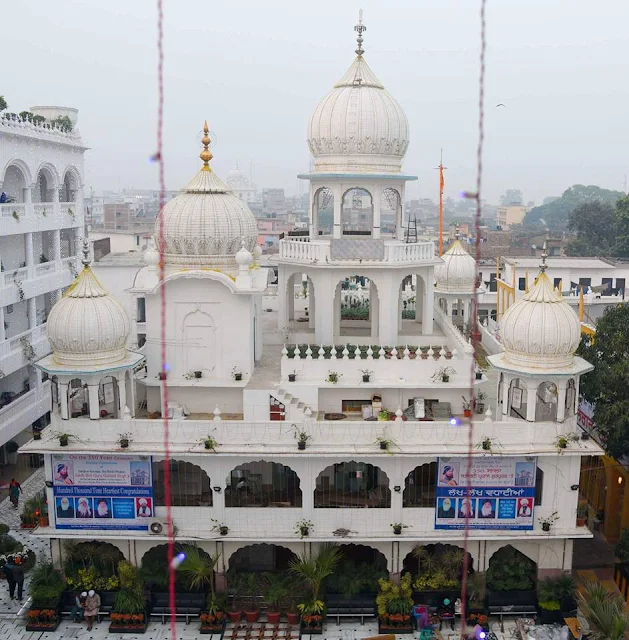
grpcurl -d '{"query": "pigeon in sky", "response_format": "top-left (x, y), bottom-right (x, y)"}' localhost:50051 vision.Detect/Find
top-left (496, 103), bottom-right (506, 107)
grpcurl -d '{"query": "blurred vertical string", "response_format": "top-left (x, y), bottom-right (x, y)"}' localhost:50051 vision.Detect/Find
top-left (460, 0), bottom-right (488, 633)
top-left (155, 0), bottom-right (176, 639)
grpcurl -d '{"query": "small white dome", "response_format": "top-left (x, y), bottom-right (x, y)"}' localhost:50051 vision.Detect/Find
top-left (154, 124), bottom-right (258, 270)
top-left (144, 240), bottom-right (159, 269)
top-left (500, 272), bottom-right (582, 369)
top-left (434, 240), bottom-right (477, 294)
top-left (235, 243), bottom-right (253, 268)
top-left (47, 266), bottom-right (131, 366)
top-left (225, 166), bottom-right (251, 190)
top-left (307, 55), bottom-right (409, 173)
top-left (252, 244), bottom-right (262, 260)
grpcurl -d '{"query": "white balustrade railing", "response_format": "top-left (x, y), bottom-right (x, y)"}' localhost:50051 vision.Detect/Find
top-left (33, 203), bottom-right (52, 217)
top-left (35, 261), bottom-right (56, 276)
top-left (1, 203), bottom-right (26, 219)
top-left (3, 266), bottom-right (29, 287)
top-left (1, 113), bottom-right (82, 142)
top-left (2, 325), bottom-right (47, 358)
top-left (279, 239), bottom-right (328, 262)
top-left (385, 241), bottom-right (435, 262)
top-left (434, 306), bottom-right (473, 354)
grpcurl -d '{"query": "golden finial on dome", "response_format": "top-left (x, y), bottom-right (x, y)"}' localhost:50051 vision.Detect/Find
top-left (200, 120), bottom-right (213, 170)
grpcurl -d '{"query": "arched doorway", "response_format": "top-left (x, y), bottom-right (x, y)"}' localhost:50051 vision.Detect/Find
top-left (381, 188), bottom-right (402, 237)
top-left (152, 460), bottom-right (212, 506)
top-left (61, 167), bottom-right (80, 202)
top-left (535, 381), bottom-right (558, 422)
top-left (509, 378), bottom-right (527, 419)
top-left (341, 188), bottom-right (373, 236)
top-left (2, 163), bottom-right (29, 203)
top-left (68, 378), bottom-right (89, 418)
top-left (63, 541), bottom-right (125, 578)
top-left (403, 462), bottom-right (437, 507)
top-left (98, 375), bottom-right (119, 418)
top-left (335, 276), bottom-right (379, 338)
top-left (225, 461), bottom-right (302, 507)
top-left (324, 544), bottom-right (388, 596)
top-left (228, 544), bottom-right (297, 573)
top-left (182, 309), bottom-right (216, 376)
top-left (314, 462), bottom-right (391, 508)
top-left (312, 187), bottom-right (333, 236)
top-left (141, 543), bottom-right (215, 591)
top-left (486, 545), bottom-right (537, 594)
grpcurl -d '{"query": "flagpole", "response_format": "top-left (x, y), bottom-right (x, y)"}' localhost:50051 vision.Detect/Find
top-left (437, 150), bottom-right (446, 255)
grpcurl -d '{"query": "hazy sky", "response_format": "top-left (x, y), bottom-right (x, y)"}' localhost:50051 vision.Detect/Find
top-left (5, 0), bottom-right (629, 204)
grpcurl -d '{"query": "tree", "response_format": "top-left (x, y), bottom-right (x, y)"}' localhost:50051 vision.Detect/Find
top-left (613, 196), bottom-right (629, 258)
top-left (524, 184), bottom-right (624, 228)
top-left (0, 96), bottom-right (6, 112)
top-left (577, 304), bottom-right (629, 459)
top-left (565, 201), bottom-right (617, 256)
top-left (578, 581), bottom-right (629, 640)
top-left (500, 189), bottom-right (523, 206)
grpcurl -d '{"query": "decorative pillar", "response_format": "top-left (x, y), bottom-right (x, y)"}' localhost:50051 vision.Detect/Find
top-left (332, 184), bottom-right (342, 239)
top-left (24, 185), bottom-right (32, 213)
top-left (53, 229), bottom-right (61, 262)
top-left (129, 370), bottom-right (137, 417)
top-left (308, 279), bottom-right (315, 330)
top-left (314, 276), bottom-right (334, 345)
top-left (501, 377), bottom-right (510, 418)
top-left (287, 275), bottom-right (295, 321)
top-left (25, 232), bottom-right (34, 277)
top-left (372, 184), bottom-right (381, 239)
top-left (277, 269), bottom-right (288, 332)
top-left (378, 278), bottom-right (398, 346)
top-left (371, 285), bottom-right (380, 340)
top-left (556, 381), bottom-right (567, 422)
top-left (59, 382), bottom-right (69, 420)
top-left (526, 386), bottom-right (537, 421)
top-left (422, 276), bottom-right (433, 335)
top-left (117, 375), bottom-right (127, 417)
top-left (333, 283), bottom-right (341, 340)
top-left (88, 385), bottom-right (100, 420)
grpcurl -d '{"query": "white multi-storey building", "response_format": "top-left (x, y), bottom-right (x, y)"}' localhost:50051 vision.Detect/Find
top-left (0, 107), bottom-right (84, 463)
top-left (22, 22), bottom-right (601, 613)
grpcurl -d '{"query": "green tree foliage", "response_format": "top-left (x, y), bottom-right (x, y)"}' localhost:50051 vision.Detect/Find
top-left (500, 189), bottom-right (523, 206)
top-left (565, 201), bottom-right (617, 256)
top-left (577, 304), bottom-right (629, 459)
top-left (0, 96), bottom-right (7, 112)
top-left (524, 184), bottom-right (624, 228)
top-left (578, 581), bottom-right (629, 640)
top-left (51, 115), bottom-right (73, 132)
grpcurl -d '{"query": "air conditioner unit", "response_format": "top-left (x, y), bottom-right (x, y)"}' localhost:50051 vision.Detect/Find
top-left (148, 518), bottom-right (168, 535)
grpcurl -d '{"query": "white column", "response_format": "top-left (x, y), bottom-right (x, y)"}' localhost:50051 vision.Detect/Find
top-left (333, 283), bottom-right (341, 340)
top-left (23, 185), bottom-right (32, 214)
top-left (308, 279), bottom-right (315, 329)
top-left (378, 278), bottom-right (398, 346)
top-left (25, 232), bottom-right (34, 279)
top-left (556, 381), bottom-right (567, 423)
top-left (53, 229), bottom-right (61, 262)
top-left (422, 277), bottom-right (434, 335)
top-left (60, 382), bottom-right (69, 420)
top-left (501, 377), bottom-right (510, 418)
top-left (129, 371), bottom-right (137, 417)
top-left (88, 385), bottom-right (100, 420)
top-left (0, 307), bottom-right (4, 342)
top-left (117, 374), bottom-right (127, 416)
top-left (526, 386), bottom-right (537, 421)
top-left (28, 298), bottom-right (36, 329)
top-left (371, 286), bottom-right (380, 340)
top-left (287, 275), bottom-right (295, 321)
top-left (332, 184), bottom-right (342, 239)
top-left (397, 285), bottom-right (403, 333)
top-left (309, 184), bottom-right (317, 239)
top-left (314, 275), bottom-right (334, 345)
top-left (372, 184), bottom-right (381, 239)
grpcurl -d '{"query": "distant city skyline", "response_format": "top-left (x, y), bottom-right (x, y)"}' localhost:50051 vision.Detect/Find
top-left (4, 1), bottom-right (629, 203)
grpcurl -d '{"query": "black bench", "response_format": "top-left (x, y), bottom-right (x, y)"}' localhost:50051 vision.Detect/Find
top-left (488, 605), bottom-right (537, 631)
top-left (59, 591), bottom-right (116, 623)
top-left (150, 592), bottom-right (205, 624)
top-left (326, 595), bottom-right (377, 625)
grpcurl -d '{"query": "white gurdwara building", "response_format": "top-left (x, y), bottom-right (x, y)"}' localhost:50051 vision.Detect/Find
top-left (25, 22), bottom-right (600, 588)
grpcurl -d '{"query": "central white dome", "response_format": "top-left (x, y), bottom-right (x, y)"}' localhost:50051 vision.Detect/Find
top-left (307, 49), bottom-right (409, 173)
top-left (434, 240), bottom-right (477, 294)
top-left (154, 124), bottom-right (258, 270)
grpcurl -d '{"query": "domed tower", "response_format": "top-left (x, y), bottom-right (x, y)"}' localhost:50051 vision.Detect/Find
top-left (434, 230), bottom-right (479, 329)
top-left (225, 164), bottom-right (256, 204)
top-left (131, 124), bottom-right (268, 415)
top-left (277, 13), bottom-right (440, 346)
top-left (489, 246), bottom-right (593, 423)
top-left (35, 241), bottom-right (143, 420)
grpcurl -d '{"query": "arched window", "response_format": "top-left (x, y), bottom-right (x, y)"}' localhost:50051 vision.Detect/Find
top-left (225, 461), bottom-right (302, 507)
top-left (314, 462), bottom-right (391, 508)
top-left (535, 381), bottom-right (558, 422)
top-left (403, 462), bottom-right (437, 507)
top-left (98, 375), bottom-right (119, 419)
top-left (228, 544), bottom-right (297, 573)
top-left (565, 379), bottom-right (576, 418)
top-left (341, 188), bottom-right (373, 236)
top-left (509, 378), bottom-right (527, 419)
top-left (68, 378), bottom-right (89, 418)
top-left (535, 467), bottom-right (543, 506)
top-left (152, 460), bottom-right (212, 506)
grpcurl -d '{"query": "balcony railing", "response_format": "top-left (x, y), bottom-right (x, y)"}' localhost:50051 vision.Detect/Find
top-left (0, 381), bottom-right (51, 445)
top-left (0, 201), bottom-right (82, 229)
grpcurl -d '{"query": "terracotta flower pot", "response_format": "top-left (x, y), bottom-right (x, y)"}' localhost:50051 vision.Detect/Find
top-left (227, 610), bottom-right (242, 623)
top-left (245, 610), bottom-right (259, 623)
top-left (267, 611), bottom-right (281, 624)
top-left (286, 612), bottom-right (300, 625)
top-left (464, 409), bottom-right (472, 418)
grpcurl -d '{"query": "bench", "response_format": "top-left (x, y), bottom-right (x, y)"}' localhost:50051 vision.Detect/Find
top-left (59, 591), bottom-right (116, 623)
top-left (149, 592), bottom-right (205, 625)
top-left (488, 606), bottom-right (537, 631)
top-left (326, 595), bottom-right (377, 625)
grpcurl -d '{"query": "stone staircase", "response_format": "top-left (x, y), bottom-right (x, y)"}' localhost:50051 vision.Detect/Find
top-left (274, 387), bottom-right (313, 423)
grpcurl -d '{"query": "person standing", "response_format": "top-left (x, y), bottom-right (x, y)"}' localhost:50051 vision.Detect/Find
top-left (9, 479), bottom-right (22, 509)
top-left (84, 589), bottom-right (101, 630)
top-left (11, 556), bottom-right (24, 602)
top-left (4, 556), bottom-right (15, 600)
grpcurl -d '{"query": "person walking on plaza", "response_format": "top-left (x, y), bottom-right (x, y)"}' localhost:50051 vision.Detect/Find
top-left (84, 589), bottom-right (101, 630)
top-left (4, 556), bottom-right (16, 600)
top-left (11, 556), bottom-right (24, 602)
top-left (9, 479), bottom-right (22, 509)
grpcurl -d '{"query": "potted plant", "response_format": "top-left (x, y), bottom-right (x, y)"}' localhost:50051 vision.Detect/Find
top-left (232, 367), bottom-right (243, 381)
top-left (376, 435), bottom-right (396, 452)
top-left (288, 370), bottom-right (297, 382)
top-left (298, 599), bottom-right (325, 635)
top-left (376, 574), bottom-right (414, 634)
top-left (475, 391), bottom-right (486, 414)
top-left (476, 437), bottom-right (498, 453)
top-left (264, 575), bottom-right (289, 625)
top-left (391, 523), bottom-right (409, 535)
top-left (295, 518), bottom-right (313, 538)
top-left (211, 519), bottom-right (229, 536)
top-left (33, 430), bottom-right (42, 441)
top-left (539, 512), bottom-right (559, 532)
top-left (227, 573), bottom-right (244, 623)
top-left (576, 503), bottom-right (588, 527)
top-left (293, 425), bottom-right (311, 450)
top-left (118, 432), bottom-right (132, 449)
top-left (431, 366), bottom-right (456, 383)
top-left (537, 577), bottom-right (563, 624)
top-left (110, 561), bottom-right (148, 633)
top-left (26, 563), bottom-right (65, 631)
top-left (156, 371), bottom-right (167, 380)
top-left (199, 595), bottom-right (226, 635)
top-left (360, 369), bottom-right (373, 383)
top-left (5, 440), bottom-right (18, 464)
top-left (202, 435), bottom-right (219, 451)
top-left (57, 433), bottom-right (73, 447)
top-left (475, 367), bottom-right (484, 380)
top-left (555, 432), bottom-right (580, 453)
top-left (242, 572), bottom-right (261, 623)
top-left (461, 396), bottom-right (472, 418)
top-left (326, 370), bottom-right (341, 384)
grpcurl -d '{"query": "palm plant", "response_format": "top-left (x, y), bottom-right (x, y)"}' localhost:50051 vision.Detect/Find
top-left (578, 581), bottom-right (629, 640)
top-left (289, 544), bottom-right (341, 603)
top-left (412, 545), bottom-right (436, 573)
top-left (264, 574), bottom-right (290, 612)
top-left (178, 545), bottom-right (220, 596)
top-left (441, 547), bottom-right (465, 580)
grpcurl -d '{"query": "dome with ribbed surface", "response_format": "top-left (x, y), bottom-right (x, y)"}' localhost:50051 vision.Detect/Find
top-left (47, 266), bottom-right (131, 366)
top-left (307, 52), bottom-right (409, 173)
top-left (500, 272), bottom-right (582, 369)
top-left (435, 240), bottom-right (477, 294)
top-left (154, 123), bottom-right (258, 270)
